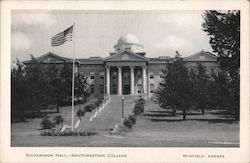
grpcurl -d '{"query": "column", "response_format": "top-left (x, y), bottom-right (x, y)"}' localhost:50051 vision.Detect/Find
top-left (118, 66), bottom-right (122, 95)
top-left (142, 66), bottom-right (147, 94)
top-left (106, 66), bottom-right (110, 95)
top-left (130, 66), bottom-right (135, 95)
top-left (147, 70), bottom-right (150, 97)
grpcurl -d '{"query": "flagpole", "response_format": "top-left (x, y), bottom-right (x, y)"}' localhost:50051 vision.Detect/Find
top-left (71, 22), bottom-right (76, 131)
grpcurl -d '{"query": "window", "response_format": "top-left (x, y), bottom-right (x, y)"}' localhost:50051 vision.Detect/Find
top-left (150, 74), bottom-right (154, 79)
top-left (112, 84), bottom-right (117, 94)
top-left (150, 84), bottom-right (154, 93)
top-left (137, 84), bottom-right (142, 86)
top-left (100, 85), bottom-right (104, 94)
top-left (90, 72), bottom-right (95, 79)
top-left (138, 90), bottom-right (141, 93)
top-left (211, 68), bottom-right (215, 74)
top-left (112, 76), bottom-right (117, 80)
top-left (90, 85), bottom-right (94, 94)
top-left (100, 72), bottom-right (104, 79)
top-left (137, 75), bottom-right (141, 78)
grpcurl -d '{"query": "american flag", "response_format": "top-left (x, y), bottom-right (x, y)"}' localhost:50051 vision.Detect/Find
top-left (51, 25), bottom-right (73, 46)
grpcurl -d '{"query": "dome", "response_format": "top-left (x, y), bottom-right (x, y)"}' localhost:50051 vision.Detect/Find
top-left (117, 33), bottom-right (140, 45)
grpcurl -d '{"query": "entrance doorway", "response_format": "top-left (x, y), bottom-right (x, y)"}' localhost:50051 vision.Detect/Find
top-left (123, 84), bottom-right (130, 95)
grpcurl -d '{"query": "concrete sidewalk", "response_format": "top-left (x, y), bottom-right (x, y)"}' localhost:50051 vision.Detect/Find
top-left (82, 95), bottom-right (137, 133)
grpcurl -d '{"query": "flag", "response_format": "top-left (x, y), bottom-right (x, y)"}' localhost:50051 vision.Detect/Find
top-left (51, 25), bottom-right (73, 46)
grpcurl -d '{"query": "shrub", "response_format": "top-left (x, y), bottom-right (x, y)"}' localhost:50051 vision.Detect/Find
top-left (40, 130), bottom-right (97, 136)
top-left (123, 117), bottom-right (133, 128)
top-left (77, 109), bottom-right (86, 118)
top-left (84, 103), bottom-right (95, 112)
top-left (94, 100), bottom-right (102, 107)
top-left (40, 118), bottom-right (54, 129)
top-left (138, 98), bottom-right (145, 105)
top-left (53, 115), bottom-right (64, 124)
top-left (133, 103), bottom-right (143, 115)
top-left (128, 114), bottom-right (136, 124)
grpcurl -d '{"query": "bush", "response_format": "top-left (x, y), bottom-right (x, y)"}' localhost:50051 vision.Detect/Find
top-left (138, 98), bottom-right (145, 105)
top-left (133, 102), bottom-right (144, 115)
top-left (40, 118), bottom-right (54, 129)
top-left (123, 117), bottom-right (134, 128)
top-left (128, 114), bottom-right (136, 124)
top-left (40, 130), bottom-right (97, 136)
top-left (53, 115), bottom-right (64, 124)
top-left (95, 100), bottom-right (103, 107)
top-left (77, 109), bottom-right (86, 118)
top-left (84, 103), bottom-right (95, 112)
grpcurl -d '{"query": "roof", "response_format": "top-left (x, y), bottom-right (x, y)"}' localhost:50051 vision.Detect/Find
top-left (23, 52), bottom-right (72, 64)
top-left (184, 50), bottom-right (217, 62)
top-left (22, 50), bottom-right (217, 65)
top-left (103, 49), bottom-right (148, 62)
top-left (76, 58), bottom-right (103, 64)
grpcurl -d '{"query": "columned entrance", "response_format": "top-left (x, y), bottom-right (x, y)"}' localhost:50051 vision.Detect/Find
top-left (105, 65), bottom-right (147, 96)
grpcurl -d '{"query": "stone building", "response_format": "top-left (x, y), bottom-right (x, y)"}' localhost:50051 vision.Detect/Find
top-left (24, 33), bottom-right (218, 98)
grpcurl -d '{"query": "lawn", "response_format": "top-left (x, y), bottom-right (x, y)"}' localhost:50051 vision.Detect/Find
top-left (11, 100), bottom-right (239, 147)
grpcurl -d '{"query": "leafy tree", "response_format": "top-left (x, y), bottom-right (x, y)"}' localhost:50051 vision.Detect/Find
top-left (44, 63), bottom-right (62, 112)
top-left (59, 63), bottom-right (73, 103)
top-left (156, 55), bottom-right (193, 120)
top-left (25, 55), bottom-right (49, 116)
top-left (59, 63), bottom-right (90, 105)
top-left (202, 10), bottom-right (240, 120)
top-left (192, 63), bottom-right (210, 115)
top-left (208, 71), bottom-right (239, 120)
top-left (11, 55), bottom-right (90, 121)
top-left (202, 10), bottom-right (240, 74)
top-left (11, 59), bottom-right (30, 121)
top-left (75, 73), bottom-right (90, 103)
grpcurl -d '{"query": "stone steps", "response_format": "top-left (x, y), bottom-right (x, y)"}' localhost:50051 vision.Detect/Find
top-left (84, 95), bottom-right (136, 133)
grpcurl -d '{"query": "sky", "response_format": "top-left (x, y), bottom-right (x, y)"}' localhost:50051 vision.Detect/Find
top-left (11, 10), bottom-right (213, 62)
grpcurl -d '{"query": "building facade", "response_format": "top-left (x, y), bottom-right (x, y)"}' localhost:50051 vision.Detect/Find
top-left (24, 33), bottom-right (218, 98)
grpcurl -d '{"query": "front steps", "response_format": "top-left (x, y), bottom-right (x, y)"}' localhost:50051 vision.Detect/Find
top-left (84, 95), bottom-right (138, 133)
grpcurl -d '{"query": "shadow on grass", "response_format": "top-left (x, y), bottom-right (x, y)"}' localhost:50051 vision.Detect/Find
top-left (144, 113), bottom-right (178, 117)
top-left (210, 110), bottom-right (234, 115)
top-left (149, 118), bottom-right (237, 124)
top-left (145, 111), bottom-right (201, 117)
top-left (12, 110), bottom-right (61, 123)
top-left (148, 110), bottom-right (171, 114)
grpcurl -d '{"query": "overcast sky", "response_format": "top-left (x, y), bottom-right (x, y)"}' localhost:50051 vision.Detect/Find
top-left (11, 10), bottom-right (213, 62)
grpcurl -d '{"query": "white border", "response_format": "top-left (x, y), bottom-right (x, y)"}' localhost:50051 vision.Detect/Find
top-left (1, 1), bottom-right (249, 163)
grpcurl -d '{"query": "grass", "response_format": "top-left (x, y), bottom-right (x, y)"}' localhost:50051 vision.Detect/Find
top-left (11, 99), bottom-right (239, 147)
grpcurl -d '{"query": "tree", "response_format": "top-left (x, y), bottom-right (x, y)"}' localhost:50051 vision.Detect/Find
top-left (75, 73), bottom-right (90, 103)
top-left (202, 10), bottom-right (240, 74)
top-left (59, 63), bottom-right (73, 103)
top-left (59, 63), bottom-right (90, 105)
top-left (208, 71), bottom-right (239, 120)
top-left (44, 63), bottom-right (62, 112)
top-left (202, 10), bottom-right (240, 120)
top-left (11, 59), bottom-right (30, 121)
top-left (26, 55), bottom-right (49, 116)
top-left (193, 63), bottom-right (210, 115)
top-left (156, 55), bottom-right (193, 120)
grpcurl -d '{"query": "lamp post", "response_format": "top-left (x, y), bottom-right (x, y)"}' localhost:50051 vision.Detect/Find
top-left (79, 96), bottom-right (82, 110)
top-left (122, 96), bottom-right (124, 118)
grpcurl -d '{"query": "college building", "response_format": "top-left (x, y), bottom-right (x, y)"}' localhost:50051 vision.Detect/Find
top-left (24, 33), bottom-right (218, 98)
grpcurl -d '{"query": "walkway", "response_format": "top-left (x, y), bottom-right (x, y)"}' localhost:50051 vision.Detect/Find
top-left (83, 95), bottom-right (137, 134)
